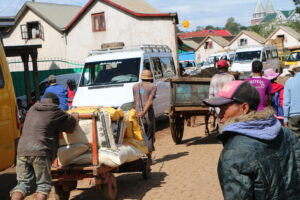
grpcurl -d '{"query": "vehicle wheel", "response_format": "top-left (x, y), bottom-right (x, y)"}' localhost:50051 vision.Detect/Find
top-left (103, 173), bottom-right (118, 200)
top-left (54, 184), bottom-right (70, 200)
top-left (170, 116), bottom-right (184, 144)
top-left (142, 158), bottom-right (152, 179)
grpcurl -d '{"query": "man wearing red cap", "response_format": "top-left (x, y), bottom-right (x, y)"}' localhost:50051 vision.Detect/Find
top-left (203, 80), bottom-right (300, 200)
top-left (208, 59), bottom-right (235, 132)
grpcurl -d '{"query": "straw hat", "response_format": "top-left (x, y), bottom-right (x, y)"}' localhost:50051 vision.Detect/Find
top-left (289, 62), bottom-right (300, 72)
top-left (141, 69), bottom-right (153, 80)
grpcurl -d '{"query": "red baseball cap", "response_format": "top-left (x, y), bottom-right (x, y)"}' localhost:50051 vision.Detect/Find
top-left (203, 81), bottom-right (260, 110)
top-left (217, 59), bottom-right (229, 68)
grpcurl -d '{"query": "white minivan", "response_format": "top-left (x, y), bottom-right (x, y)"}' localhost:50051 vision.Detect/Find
top-left (231, 46), bottom-right (280, 73)
top-left (72, 44), bottom-right (177, 117)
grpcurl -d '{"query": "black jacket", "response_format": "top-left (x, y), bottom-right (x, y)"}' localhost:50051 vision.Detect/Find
top-left (218, 108), bottom-right (300, 200)
top-left (17, 98), bottom-right (76, 159)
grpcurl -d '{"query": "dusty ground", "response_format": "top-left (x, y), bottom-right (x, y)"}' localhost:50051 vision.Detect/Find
top-left (0, 116), bottom-right (224, 200)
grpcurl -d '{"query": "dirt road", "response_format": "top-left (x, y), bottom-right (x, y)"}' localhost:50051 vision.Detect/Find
top-left (0, 117), bottom-right (224, 200)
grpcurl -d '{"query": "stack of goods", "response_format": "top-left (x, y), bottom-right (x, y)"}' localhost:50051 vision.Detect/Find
top-left (57, 107), bottom-right (148, 168)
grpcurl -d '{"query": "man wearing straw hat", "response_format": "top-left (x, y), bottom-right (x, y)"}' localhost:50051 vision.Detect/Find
top-left (133, 69), bottom-right (157, 155)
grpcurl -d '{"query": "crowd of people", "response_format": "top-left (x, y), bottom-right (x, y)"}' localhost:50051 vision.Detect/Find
top-left (204, 59), bottom-right (300, 199)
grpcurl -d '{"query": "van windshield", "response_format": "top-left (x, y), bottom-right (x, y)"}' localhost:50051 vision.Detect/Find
top-left (234, 51), bottom-right (261, 63)
top-left (80, 58), bottom-right (140, 86)
top-left (287, 52), bottom-right (300, 62)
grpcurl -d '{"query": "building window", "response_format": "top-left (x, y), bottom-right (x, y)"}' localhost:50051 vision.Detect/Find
top-left (20, 21), bottom-right (44, 40)
top-left (204, 41), bottom-right (212, 49)
top-left (239, 38), bottom-right (247, 46)
top-left (92, 13), bottom-right (106, 32)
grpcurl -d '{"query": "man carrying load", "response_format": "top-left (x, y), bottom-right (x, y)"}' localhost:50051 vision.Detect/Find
top-left (133, 69), bottom-right (157, 156)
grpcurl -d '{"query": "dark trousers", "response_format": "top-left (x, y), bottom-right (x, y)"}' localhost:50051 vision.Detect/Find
top-left (288, 115), bottom-right (300, 138)
top-left (142, 116), bottom-right (156, 152)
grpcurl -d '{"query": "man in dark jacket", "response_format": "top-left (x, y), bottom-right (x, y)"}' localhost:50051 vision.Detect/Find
top-left (11, 93), bottom-right (77, 200)
top-left (203, 80), bottom-right (300, 200)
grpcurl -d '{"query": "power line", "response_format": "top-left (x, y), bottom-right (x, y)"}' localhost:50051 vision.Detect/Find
top-left (0, 0), bottom-right (20, 15)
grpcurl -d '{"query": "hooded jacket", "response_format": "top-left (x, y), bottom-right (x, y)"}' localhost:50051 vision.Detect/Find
top-left (17, 98), bottom-right (76, 160)
top-left (272, 82), bottom-right (284, 107)
top-left (218, 107), bottom-right (300, 200)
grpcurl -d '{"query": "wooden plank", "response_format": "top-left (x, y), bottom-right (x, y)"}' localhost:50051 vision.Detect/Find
top-left (174, 106), bottom-right (208, 112)
top-left (171, 77), bottom-right (211, 83)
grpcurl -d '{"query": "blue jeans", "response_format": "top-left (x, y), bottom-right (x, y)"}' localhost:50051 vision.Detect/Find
top-left (11, 156), bottom-right (52, 196)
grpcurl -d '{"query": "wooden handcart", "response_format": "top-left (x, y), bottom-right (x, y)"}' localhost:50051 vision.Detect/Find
top-left (168, 77), bottom-right (211, 144)
top-left (51, 112), bottom-right (151, 200)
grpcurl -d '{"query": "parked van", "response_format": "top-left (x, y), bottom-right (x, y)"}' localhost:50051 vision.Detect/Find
top-left (0, 42), bottom-right (20, 171)
top-left (72, 44), bottom-right (176, 117)
top-left (231, 46), bottom-right (280, 73)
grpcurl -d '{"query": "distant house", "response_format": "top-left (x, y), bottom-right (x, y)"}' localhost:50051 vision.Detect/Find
top-left (3, 0), bottom-right (178, 72)
top-left (228, 30), bottom-right (266, 50)
top-left (3, 2), bottom-right (82, 71)
top-left (195, 36), bottom-right (230, 63)
top-left (266, 26), bottom-right (300, 50)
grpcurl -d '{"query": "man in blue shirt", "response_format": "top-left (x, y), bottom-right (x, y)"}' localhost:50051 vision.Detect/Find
top-left (43, 75), bottom-right (68, 110)
top-left (283, 63), bottom-right (300, 137)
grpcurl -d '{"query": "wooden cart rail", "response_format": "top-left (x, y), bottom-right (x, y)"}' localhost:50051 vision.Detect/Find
top-left (169, 77), bottom-right (212, 144)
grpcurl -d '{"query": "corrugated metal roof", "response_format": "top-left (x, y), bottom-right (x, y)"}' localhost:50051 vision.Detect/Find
top-left (281, 10), bottom-right (294, 18)
top-left (178, 29), bottom-right (232, 39)
top-left (279, 26), bottom-right (300, 40)
top-left (229, 30), bottom-right (266, 45)
top-left (181, 39), bottom-right (199, 50)
top-left (110, 0), bottom-right (160, 13)
top-left (25, 2), bottom-right (82, 30)
top-left (209, 36), bottom-right (230, 47)
top-left (254, 0), bottom-right (265, 14)
top-left (261, 13), bottom-right (276, 23)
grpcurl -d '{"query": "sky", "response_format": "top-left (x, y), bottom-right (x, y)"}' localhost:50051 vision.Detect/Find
top-left (0, 0), bottom-right (296, 31)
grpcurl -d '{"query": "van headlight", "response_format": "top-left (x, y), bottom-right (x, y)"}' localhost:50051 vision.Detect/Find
top-left (120, 102), bottom-right (134, 111)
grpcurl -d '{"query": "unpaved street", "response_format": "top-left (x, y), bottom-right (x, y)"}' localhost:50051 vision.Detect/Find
top-left (0, 117), bottom-right (224, 200)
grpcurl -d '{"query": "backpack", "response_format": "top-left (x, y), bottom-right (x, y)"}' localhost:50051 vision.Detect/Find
top-left (271, 89), bottom-right (284, 118)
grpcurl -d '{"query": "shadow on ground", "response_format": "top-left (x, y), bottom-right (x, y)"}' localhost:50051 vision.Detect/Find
top-left (154, 152), bottom-right (189, 165)
top-left (0, 172), bottom-right (17, 200)
top-left (71, 172), bottom-right (167, 200)
top-left (182, 132), bottom-right (221, 146)
top-left (155, 115), bottom-right (169, 131)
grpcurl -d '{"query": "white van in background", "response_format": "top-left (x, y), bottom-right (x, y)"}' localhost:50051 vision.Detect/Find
top-left (72, 44), bottom-right (176, 118)
top-left (231, 46), bottom-right (280, 73)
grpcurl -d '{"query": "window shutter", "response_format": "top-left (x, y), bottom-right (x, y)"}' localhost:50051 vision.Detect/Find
top-left (20, 24), bottom-right (28, 40)
top-left (39, 23), bottom-right (44, 40)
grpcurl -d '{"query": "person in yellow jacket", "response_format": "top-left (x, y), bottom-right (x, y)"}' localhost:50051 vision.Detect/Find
top-left (132, 70), bottom-right (157, 154)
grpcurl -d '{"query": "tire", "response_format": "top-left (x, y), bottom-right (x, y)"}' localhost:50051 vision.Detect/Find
top-left (142, 158), bottom-right (152, 179)
top-left (103, 173), bottom-right (118, 200)
top-left (54, 184), bottom-right (70, 200)
top-left (170, 116), bottom-right (184, 144)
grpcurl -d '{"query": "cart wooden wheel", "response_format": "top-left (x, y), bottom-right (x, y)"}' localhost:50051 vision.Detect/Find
top-left (142, 157), bottom-right (152, 179)
top-left (170, 115), bottom-right (184, 144)
top-left (54, 181), bottom-right (77, 200)
top-left (54, 185), bottom-right (70, 200)
top-left (103, 173), bottom-right (118, 200)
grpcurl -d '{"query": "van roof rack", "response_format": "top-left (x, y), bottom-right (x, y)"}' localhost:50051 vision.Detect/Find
top-left (88, 44), bottom-right (171, 56)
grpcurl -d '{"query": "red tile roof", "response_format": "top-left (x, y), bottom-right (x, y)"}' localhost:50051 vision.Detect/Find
top-left (178, 29), bottom-right (232, 39)
top-left (66, 0), bottom-right (178, 31)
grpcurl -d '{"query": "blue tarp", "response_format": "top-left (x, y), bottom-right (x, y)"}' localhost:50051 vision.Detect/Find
top-left (179, 51), bottom-right (195, 62)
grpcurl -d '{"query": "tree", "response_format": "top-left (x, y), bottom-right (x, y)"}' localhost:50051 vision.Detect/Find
top-left (294, 0), bottom-right (300, 13)
top-left (225, 17), bottom-right (241, 35)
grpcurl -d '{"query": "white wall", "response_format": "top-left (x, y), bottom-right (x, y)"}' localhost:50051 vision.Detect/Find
top-left (66, 1), bottom-right (178, 66)
top-left (269, 29), bottom-right (300, 48)
top-left (229, 33), bottom-right (264, 50)
top-left (3, 10), bottom-right (67, 71)
top-left (195, 38), bottom-right (224, 62)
